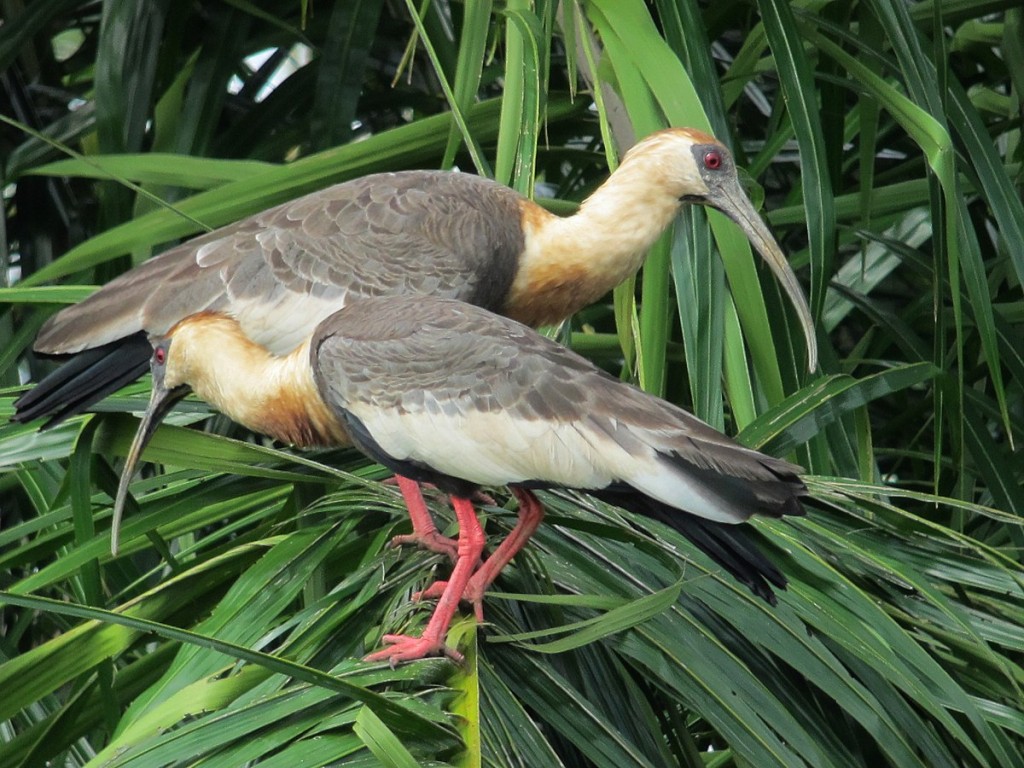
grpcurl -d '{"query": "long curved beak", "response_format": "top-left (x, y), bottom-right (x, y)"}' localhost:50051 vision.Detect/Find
top-left (707, 178), bottom-right (818, 372)
top-left (111, 379), bottom-right (188, 555)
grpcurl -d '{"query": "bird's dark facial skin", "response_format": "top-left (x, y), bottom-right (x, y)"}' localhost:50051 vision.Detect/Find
top-left (679, 144), bottom-right (735, 203)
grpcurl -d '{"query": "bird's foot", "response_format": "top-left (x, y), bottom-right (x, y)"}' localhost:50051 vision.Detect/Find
top-left (413, 580), bottom-right (485, 622)
top-left (364, 633), bottom-right (463, 665)
top-left (388, 530), bottom-right (460, 561)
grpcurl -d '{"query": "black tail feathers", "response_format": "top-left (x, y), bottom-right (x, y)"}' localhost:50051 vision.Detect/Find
top-left (13, 334), bottom-right (152, 428)
top-left (591, 489), bottom-right (797, 605)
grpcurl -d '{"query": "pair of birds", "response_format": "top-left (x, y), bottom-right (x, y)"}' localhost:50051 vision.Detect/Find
top-left (14, 128), bottom-right (816, 663)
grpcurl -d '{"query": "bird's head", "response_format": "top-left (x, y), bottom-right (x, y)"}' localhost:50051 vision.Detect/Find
top-left (622, 128), bottom-right (817, 371)
top-left (619, 127), bottom-right (739, 204)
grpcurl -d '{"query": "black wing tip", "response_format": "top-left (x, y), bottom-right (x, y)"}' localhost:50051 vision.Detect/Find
top-left (590, 489), bottom-right (791, 604)
top-left (783, 493), bottom-right (808, 518)
top-left (684, 517), bottom-right (789, 604)
top-left (12, 334), bottom-right (152, 429)
top-left (755, 580), bottom-right (781, 606)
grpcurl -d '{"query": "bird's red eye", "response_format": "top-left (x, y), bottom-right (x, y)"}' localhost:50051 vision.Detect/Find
top-left (154, 347), bottom-right (166, 365)
top-left (704, 150), bottom-right (723, 170)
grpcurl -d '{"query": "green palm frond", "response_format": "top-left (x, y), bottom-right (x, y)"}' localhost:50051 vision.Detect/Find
top-left (2, 1), bottom-right (1022, 766)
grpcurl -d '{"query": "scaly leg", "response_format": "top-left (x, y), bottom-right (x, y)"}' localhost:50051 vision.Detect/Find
top-left (416, 488), bottom-right (545, 621)
top-left (365, 495), bottom-right (486, 664)
top-left (387, 475), bottom-right (459, 562)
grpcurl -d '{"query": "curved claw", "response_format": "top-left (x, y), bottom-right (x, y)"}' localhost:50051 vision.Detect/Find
top-left (389, 530), bottom-right (460, 561)
top-left (364, 633), bottom-right (464, 665)
top-left (388, 475), bottom-right (460, 562)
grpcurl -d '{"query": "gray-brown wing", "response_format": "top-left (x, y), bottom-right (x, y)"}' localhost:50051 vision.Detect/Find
top-left (36, 171), bottom-right (525, 355)
top-left (311, 296), bottom-right (801, 491)
top-left (312, 294), bottom-right (595, 416)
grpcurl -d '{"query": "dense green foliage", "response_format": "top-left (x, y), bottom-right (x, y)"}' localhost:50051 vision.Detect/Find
top-left (1, 1), bottom-right (1022, 766)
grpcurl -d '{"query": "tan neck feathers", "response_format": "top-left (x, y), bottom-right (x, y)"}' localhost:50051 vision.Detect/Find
top-left (168, 314), bottom-right (347, 447)
top-left (505, 136), bottom-right (699, 326)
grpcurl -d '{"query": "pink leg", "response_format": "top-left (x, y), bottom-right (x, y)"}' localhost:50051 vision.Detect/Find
top-left (383, 475), bottom-right (497, 506)
top-left (387, 476), bottom-right (459, 562)
top-left (365, 495), bottom-right (486, 664)
top-left (416, 488), bottom-right (545, 621)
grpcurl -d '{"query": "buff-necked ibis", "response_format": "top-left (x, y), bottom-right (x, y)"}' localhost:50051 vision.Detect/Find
top-left (141, 295), bottom-right (805, 663)
top-left (13, 127), bottom-right (815, 556)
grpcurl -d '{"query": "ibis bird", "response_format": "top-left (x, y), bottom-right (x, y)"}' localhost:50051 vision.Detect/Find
top-left (141, 295), bottom-right (806, 663)
top-left (13, 127), bottom-right (815, 561)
